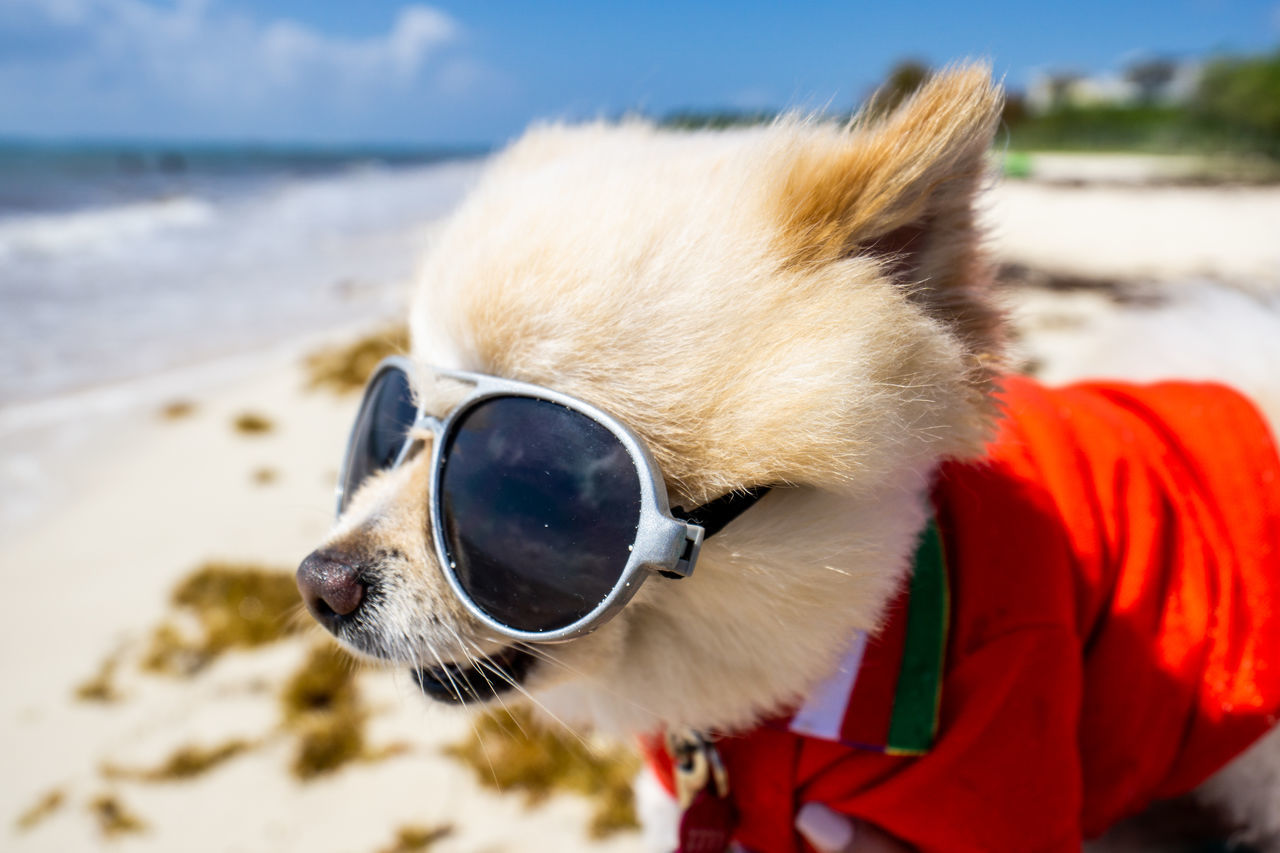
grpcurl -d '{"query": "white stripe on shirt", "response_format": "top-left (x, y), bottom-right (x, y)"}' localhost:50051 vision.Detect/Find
top-left (789, 630), bottom-right (868, 741)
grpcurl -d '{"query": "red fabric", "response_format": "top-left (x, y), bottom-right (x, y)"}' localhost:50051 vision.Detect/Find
top-left (642, 376), bottom-right (1280, 853)
top-left (840, 586), bottom-right (909, 750)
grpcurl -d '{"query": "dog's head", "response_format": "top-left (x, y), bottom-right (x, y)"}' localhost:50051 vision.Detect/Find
top-left (298, 66), bottom-right (1004, 734)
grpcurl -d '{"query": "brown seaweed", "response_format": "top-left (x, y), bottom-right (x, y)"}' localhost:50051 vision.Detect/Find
top-left (444, 708), bottom-right (641, 838)
top-left (15, 787), bottom-right (65, 832)
top-left (88, 793), bottom-right (147, 837)
top-left (280, 643), bottom-right (367, 779)
top-left (75, 651), bottom-right (123, 703)
top-left (233, 412), bottom-right (275, 435)
top-left (158, 400), bottom-right (196, 420)
top-left (376, 824), bottom-right (454, 853)
top-left (102, 739), bottom-right (257, 782)
top-left (304, 325), bottom-right (409, 394)
top-left (142, 562), bottom-right (301, 676)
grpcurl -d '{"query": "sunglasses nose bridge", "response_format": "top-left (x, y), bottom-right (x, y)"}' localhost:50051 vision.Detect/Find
top-left (388, 415), bottom-right (444, 471)
top-left (416, 414), bottom-right (445, 435)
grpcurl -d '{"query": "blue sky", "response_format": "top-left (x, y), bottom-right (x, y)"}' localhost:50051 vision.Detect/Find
top-left (1, 0), bottom-right (1277, 145)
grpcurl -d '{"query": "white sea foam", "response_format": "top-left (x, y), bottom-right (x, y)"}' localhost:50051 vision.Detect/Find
top-left (0, 156), bottom-right (487, 405)
top-left (0, 196), bottom-right (217, 259)
top-left (0, 155), bottom-right (487, 534)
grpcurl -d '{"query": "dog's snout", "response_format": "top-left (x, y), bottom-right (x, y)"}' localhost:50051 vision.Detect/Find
top-left (297, 550), bottom-right (367, 627)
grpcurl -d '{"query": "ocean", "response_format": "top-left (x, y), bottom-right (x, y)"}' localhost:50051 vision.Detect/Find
top-left (0, 142), bottom-right (488, 406)
top-left (0, 141), bottom-right (487, 531)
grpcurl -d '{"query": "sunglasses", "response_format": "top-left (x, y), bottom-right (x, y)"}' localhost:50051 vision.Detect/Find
top-left (336, 356), bottom-right (768, 643)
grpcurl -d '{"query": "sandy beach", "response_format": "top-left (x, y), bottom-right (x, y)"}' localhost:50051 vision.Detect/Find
top-left (3, 155), bottom-right (1280, 852)
top-left (1, 343), bottom-right (648, 852)
top-left (986, 179), bottom-right (1280, 288)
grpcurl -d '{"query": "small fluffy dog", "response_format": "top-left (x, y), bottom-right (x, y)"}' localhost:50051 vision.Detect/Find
top-left (298, 65), bottom-right (1280, 852)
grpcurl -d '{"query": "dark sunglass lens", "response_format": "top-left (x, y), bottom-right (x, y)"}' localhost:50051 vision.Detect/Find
top-left (439, 397), bottom-right (642, 633)
top-left (339, 367), bottom-right (417, 512)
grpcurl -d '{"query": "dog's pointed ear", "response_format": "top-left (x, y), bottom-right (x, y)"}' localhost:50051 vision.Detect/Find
top-left (777, 63), bottom-right (1002, 270)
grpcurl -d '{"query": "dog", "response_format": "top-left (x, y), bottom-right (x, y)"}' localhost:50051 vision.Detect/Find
top-left (297, 64), bottom-right (1280, 852)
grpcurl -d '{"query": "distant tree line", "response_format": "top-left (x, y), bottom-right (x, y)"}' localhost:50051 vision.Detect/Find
top-left (1192, 52), bottom-right (1280, 158)
top-left (1006, 51), bottom-right (1280, 159)
top-left (660, 51), bottom-right (1280, 160)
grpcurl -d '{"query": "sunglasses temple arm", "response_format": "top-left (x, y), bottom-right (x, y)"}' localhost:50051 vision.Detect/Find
top-left (670, 523), bottom-right (705, 579)
top-left (673, 486), bottom-right (772, 538)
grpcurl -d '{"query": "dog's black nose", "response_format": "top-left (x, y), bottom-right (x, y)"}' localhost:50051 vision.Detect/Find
top-left (297, 550), bottom-right (366, 628)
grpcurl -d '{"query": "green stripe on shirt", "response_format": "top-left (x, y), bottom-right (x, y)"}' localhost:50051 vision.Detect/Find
top-left (886, 520), bottom-right (949, 755)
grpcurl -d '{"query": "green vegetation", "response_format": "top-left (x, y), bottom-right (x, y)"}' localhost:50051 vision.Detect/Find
top-left (1006, 104), bottom-right (1192, 153)
top-left (1008, 51), bottom-right (1280, 162)
top-left (445, 707), bottom-right (641, 838)
top-left (664, 52), bottom-right (1280, 168)
top-left (1193, 51), bottom-right (1280, 159)
top-left (863, 59), bottom-right (930, 119)
top-left (661, 109), bottom-right (777, 130)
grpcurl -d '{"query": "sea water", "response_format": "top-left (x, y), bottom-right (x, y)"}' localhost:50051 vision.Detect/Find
top-left (0, 142), bottom-right (487, 530)
top-left (0, 143), bottom-right (487, 405)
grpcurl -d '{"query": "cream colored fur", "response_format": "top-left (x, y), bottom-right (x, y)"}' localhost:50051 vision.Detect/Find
top-left (307, 64), bottom-right (1280, 847)
top-left (323, 65), bottom-right (1005, 736)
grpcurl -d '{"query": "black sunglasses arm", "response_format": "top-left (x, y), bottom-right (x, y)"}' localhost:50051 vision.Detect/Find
top-left (672, 486), bottom-right (772, 539)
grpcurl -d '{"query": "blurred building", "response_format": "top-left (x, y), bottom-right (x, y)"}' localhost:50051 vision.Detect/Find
top-left (1026, 60), bottom-right (1202, 113)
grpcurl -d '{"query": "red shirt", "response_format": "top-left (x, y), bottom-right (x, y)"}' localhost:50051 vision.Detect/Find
top-left (645, 377), bottom-right (1280, 852)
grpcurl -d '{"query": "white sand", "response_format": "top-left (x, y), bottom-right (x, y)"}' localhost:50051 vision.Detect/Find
top-left (3, 165), bottom-right (1279, 852)
top-left (984, 179), bottom-right (1280, 287)
top-left (0, 345), bottom-right (643, 853)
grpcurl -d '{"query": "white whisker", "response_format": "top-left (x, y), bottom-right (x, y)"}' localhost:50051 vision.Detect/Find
top-left (462, 639), bottom-right (594, 753)
top-left (427, 644), bottom-right (502, 790)
top-left (444, 626), bottom-right (528, 740)
top-left (425, 645), bottom-right (466, 704)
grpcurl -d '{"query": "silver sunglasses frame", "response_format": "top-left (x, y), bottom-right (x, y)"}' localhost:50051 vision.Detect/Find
top-left (335, 355), bottom-right (705, 643)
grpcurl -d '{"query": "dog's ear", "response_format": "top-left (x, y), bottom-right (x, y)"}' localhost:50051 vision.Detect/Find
top-left (776, 63), bottom-right (1002, 272)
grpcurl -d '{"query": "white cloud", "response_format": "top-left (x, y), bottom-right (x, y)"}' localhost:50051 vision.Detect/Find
top-left (258, 5), bottom-right (458, 87)
top-left (389, 6), bottom-right (457, 75)
top-left (0, 0), bottom-right (474, 136)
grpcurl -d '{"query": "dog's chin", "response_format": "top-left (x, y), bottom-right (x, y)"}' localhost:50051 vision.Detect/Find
top-left (332, 628), bottom-right (538, 705)
top-left (411, 646), bottom-right (537, 705)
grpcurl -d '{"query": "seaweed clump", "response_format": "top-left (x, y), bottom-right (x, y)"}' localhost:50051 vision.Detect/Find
top-left (103, 739), bottom-right (257, 782)
top-left (15, 788), bottom-right (65, 832)
top-left (158, 400), bottom-right (196, 420)
top-left (280, 643), bottom-right (367, 779)
top-left (142, 562), bottom-right (301, 676)
top-left (233, 412), bottom-right (275, 435)
top-left (445, 708), bottom-right (641, 838)
top-left (376, 824), bottom-right (454, 853)
top-left (88, 793), bottom-right (147, 837)
top-left (75, 651), bottom-right (123, 703)
top-left (304, 324), bottom-right (409, 394)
